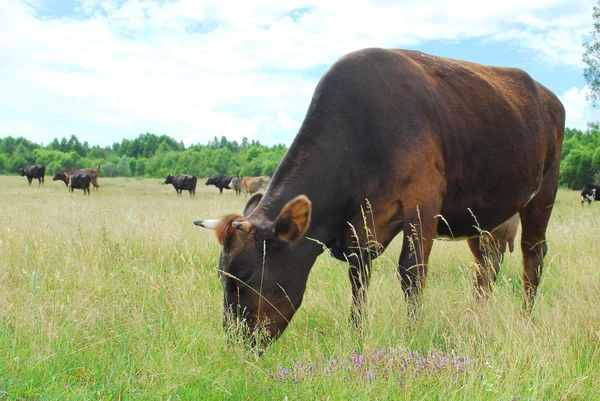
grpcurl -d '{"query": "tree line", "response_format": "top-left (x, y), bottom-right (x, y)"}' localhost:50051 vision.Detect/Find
top-left (0, 133), bottom-right (287, 179)
top-left (0, 128), bottom-right (598, 189)
top-left (560, 127), bottom-right (600, 189)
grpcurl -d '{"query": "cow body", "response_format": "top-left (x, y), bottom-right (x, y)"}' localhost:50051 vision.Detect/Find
top-left (205, 176), bottom-right (235, 194)
top-left (69, 172), bottom-right (92, 195)
top-left (239, 176), bottom-right (271, 195)
top-left (581, 184), bottom-right (600, 205)
top-left (59, 164), bottom-right (101, 190)
top-left (195, 48), bottom-right (565, 344)
top-left (165, 174), bottom-right (197, 197)
top-left (21, 165), bottom-right (46, 186)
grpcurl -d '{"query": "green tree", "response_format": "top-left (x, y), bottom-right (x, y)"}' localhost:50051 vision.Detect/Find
top-left (8, 144), bottom-right (32, 173)
top-left (0, 136), bottom-right (16, 155)
top-left (583, 0), bottom-right (600, 107)
top-left (102, 162), bottom-right (118, 177)
top-left (117, 156), bottom-right (132, 177)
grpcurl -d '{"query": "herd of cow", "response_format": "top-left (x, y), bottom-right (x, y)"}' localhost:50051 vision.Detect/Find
top-left (19, 164), bottom-right (271, 197)
top-left (20, 164), bottom-right (101, 195)
top-left (163, 174), bottom-right (272, 196)
top-left (13, 49), bottom-right (600, 348)
top-left (19, 164), bottom-right (600, 204)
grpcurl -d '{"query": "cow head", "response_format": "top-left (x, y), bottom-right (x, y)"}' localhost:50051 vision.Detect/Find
top-left (20, 168), bottom-right (26, 176)
top-left (230, 177), bottom-right (241, 189)
top-left (164, 175), bottom-right (174, 185)
top-left (205, 177), bottom-right (216, 186)
top-left (53, 172), bottom-right (69, 186)
top-left (194, 193), bottom-right (313, 346)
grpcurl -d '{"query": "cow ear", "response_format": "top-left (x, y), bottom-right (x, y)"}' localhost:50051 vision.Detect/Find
top-left (274, 195), bottom-right (311, 243)
top-left (243, 193), bottom-right (263, 217)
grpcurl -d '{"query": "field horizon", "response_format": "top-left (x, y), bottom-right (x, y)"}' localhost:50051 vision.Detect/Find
top-left (0, 176), bottom-right (598, 400)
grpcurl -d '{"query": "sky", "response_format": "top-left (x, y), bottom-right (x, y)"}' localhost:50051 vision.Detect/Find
top-left (0, 0), bottom-right (599, 147)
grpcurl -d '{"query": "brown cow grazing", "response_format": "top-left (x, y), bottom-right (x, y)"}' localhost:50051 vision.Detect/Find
top-left (240, 176), bottom-right (271, 195)
top-left (194, 48), bottom-right (565, 345)
top-left (59, 163), bottom-right (101, 190)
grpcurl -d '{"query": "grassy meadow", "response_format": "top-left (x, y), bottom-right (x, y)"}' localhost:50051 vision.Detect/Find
top-left (0, 176), bottom-right (599, 400)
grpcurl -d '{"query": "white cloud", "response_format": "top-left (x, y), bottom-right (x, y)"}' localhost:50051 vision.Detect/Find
top-left (0, 0), bottom-right (597, 146)
top-left (276, 111), bottom-right (299, 131)
top-left (560, 86), bottom-right (600, 129)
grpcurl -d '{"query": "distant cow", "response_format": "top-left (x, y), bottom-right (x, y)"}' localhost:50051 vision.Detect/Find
top-left (53, 171), bottom-right (91, 195)
top-left (205, 176), bottom-right (235, 194)
top-left (165, 174), bottom-right (197, 197)
top-left (229, 177), bottom-right (242, 195)
top-left (240, 176), bottom-right (271, 195)
top-left (581, 184), bottom-right (600, 205)
top-left (59, 163), bottom-right (101, 190)
top-left (21, 165), bottom-right (46, 186)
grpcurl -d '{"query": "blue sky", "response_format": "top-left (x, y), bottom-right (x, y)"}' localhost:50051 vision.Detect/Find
top-left (0, 0), bottom-right (598, 147)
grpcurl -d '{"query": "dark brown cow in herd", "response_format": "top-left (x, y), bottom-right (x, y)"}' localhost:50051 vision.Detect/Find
top-left (195, 48), bottom-right (565, 345)
top-left (205, 176), bottom-right (235, 194)
top-left (164, 174), bottom-right (197, 197)
top-left (53, 171), bottom-right (92, 195)
top-left (60, 164), bottom-right (101, 190)
top-left (21, 165), bottom-right (46, 186)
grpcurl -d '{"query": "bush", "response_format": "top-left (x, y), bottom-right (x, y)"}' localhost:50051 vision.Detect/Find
top-left (117, 156), bottom-right (132, 177)
top-left (102, 162), bottom-right (118, 177)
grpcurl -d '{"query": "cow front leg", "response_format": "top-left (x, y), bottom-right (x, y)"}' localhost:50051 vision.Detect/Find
top-left (397, 205), bottom-right (439, 318)
top-left (347, 251), bottom-right (372, 327)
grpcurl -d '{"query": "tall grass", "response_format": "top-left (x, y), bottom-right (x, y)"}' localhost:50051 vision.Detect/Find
top-left (0, 176), bottom-right (598, 400)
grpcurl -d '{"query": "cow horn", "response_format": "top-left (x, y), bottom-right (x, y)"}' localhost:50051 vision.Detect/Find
top-left (194, 219), bottom-right (218, 229)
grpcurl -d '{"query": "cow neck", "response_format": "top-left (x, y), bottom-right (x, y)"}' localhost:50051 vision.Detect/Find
top-left (250, 135), bottom-right (347, 250)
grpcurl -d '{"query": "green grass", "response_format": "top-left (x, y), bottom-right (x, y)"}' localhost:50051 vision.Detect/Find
top-left (0, 176), bottom-right (599, 400)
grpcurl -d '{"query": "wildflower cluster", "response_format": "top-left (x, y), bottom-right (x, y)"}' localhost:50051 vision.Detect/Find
top-left (256, 347), bottom-right (470, 387)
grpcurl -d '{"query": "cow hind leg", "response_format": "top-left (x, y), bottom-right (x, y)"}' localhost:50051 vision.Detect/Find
top-left (467, 235), bottom-right (502, 298)
top-left (518, 173), bottom-right (559, 312)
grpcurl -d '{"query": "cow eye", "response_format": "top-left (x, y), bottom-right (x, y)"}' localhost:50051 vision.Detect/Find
top-left (230, 263), bottom-right (254, 283)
